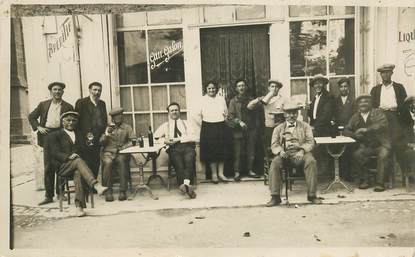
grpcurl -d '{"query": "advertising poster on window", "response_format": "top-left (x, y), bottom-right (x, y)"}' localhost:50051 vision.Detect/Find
top-left (45, 16), bottom-right (75, 63)
top-left (397, 7), bottom-right (415, 94)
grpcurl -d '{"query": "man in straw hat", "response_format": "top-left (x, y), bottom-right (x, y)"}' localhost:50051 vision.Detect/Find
top-left (343, 95), bottom-right (390, 192)
top-left (266, 102), bottom-right (322, 206)
top-left (100, 107), bottom-right (135, 202)
top-left (28, 82), bottom-right (74, 206)
top-left (48, 111), bottom-right (108, 216)
top-left (370, 63), bottom-right (407, 176)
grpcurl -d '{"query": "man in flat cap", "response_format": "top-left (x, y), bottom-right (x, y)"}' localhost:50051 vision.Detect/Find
top-left (266, 102), bottom-right (321, 206)
top-left (75, 82), bottom-right (108, 180)
top-left (344, 95), bottom-right (390, 192)
top-left (100, 107), bottom-right (135, 202)
top-left (247, 79), bottom-right (288, 165)
top-left (370, 64), bottom-right (407, 176)
top-left (48, 111), bottom-right (108, 217)
top-left (308, 74), bottom-right (335, 177)
top-left (333, 77), bottom-right (355, 181)
top-left (154, 102), bottom-right (197, 199)
top-left (28, 82), bottom-right (74, 205)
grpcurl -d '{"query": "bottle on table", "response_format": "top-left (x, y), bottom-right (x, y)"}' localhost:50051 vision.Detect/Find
top-left (148, 126), bottom-right (154, 147)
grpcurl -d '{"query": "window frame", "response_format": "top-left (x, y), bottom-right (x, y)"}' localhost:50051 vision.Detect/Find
top-left (288, 5), bottom-right (360, 101)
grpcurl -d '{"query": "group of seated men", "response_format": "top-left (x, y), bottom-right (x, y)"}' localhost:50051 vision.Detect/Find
top-left (28, 63), bottom-right (415, 216)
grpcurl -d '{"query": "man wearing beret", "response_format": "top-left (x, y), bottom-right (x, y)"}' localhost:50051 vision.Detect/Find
top-left (247, 79), bottom-right (287, 165)
top-left (99, 107), bottom-right (135, 202)
top-left (75, 82), bottom-right (108, 180)
top-left (343, 95), bottom-right (390, 192)
top-left (370, 64), bottom-right (407, 175)
top-left (28, 82), bottom-right (74, 205)
top-left (266, 102), bottom-right (322, 206)
top-left (308, 74), bottom-right (335, 177)
top-left (48, 111), bottom-right (108, 217)
top-left (333, 78), bottom-right (355, 181)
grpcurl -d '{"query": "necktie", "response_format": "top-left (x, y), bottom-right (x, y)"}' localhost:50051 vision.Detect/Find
top-left (174, 120), bottom-right (182, 138)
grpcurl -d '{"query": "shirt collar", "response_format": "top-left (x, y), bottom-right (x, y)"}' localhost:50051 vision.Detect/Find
top-left (286, 121), bottom-right (296, 127)
top-left (382, 82), bottom-right (393, 88)
top-left (89, 95), bottom-right (98, 106)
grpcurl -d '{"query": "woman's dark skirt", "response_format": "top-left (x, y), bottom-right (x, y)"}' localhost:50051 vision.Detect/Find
top-left (200, 121), bottom-right (227, 162)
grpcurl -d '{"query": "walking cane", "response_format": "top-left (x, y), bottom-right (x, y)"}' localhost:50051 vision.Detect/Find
top-left (282, 132), bottom-right (292, 205)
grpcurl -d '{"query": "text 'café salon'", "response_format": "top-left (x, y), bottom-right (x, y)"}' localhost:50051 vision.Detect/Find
top-left (16, 5), bottom-right (415, 175)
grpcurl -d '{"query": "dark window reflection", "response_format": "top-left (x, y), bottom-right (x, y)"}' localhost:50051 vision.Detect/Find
top-left (290, 20), bottom-right (327, 77)
top-left (329, 19), bottom-right (355, 75)
top-left (148, 29), bottom-right (185, 83)
top-left (117, 31), bottom-right (148, 85)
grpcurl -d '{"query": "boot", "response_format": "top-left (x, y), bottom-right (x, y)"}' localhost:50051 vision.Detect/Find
top-left (265, 195), bottom-right (281, 207)
top-left (38, 197), bottom-right (53, 206)
top-left (234, 172), bottom-right (242, 182)
top-left (218, 170), bottom-right (231, 182)
top-left (118, 191), bottom-right (127, 201)
top-left (105, 189), bottom-right (114, 202)
top-left (93, 183), bottom-right (108, 196)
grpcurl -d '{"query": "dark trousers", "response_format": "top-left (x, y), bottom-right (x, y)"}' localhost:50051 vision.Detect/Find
top-left (383, 110), bottom-right (406, 171)
top-left (263, 127), bottom-right (274, 160)
top-left (101, 152), bottom-right (130, 192)
top-left (81, 145), bottom-right (101, 178)
top-left (351, 144), bottom-right (390, 186)
top-left (43, 128), bottom-right (60, 198)
top-left (233, 130), bottom-right (257, 174)
top-left (169, 143), bottom-right (196, 185)
top-left (58, 158), bottom-right (97, 208)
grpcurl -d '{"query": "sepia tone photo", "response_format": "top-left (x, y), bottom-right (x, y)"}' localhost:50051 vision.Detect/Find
top-left (5, 1), bottom-right (415, 254)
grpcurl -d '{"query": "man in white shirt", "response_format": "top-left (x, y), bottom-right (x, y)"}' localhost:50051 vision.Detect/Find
top-left (154, 102), bottom-right (197, 199)
top-left (343, 95), bottom-right (390, 192)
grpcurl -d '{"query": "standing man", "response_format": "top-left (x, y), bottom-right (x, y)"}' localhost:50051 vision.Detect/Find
top-left (370, 64), bottom-right (407, 174)
top-left (100, 107), bottom-right (134, 202)
top-left (48, 111), bottom-right (107, 217)
top-left (334, 78), bottom-right (355, 181)
top-left (154, 102), bottom-right (197, 199)
top-left (343, 95), bottom-right (390, 192)
top-left (308, 74), bottom-right (335, 177)
top-left (75, 82), bottom-right (108, 179)
top-left (266, 102), bottom-right (321, 206)
top-left (28, 82), bottom-right (74, 205)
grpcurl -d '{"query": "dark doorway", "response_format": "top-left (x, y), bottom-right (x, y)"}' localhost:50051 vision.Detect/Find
top-left (200, 25), bottom-right (270, 177)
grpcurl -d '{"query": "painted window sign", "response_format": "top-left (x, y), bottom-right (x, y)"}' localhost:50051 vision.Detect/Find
top-left (46, 17), bottom-right (74, 63)
top-left (148, 29), bottom-right (185, 83)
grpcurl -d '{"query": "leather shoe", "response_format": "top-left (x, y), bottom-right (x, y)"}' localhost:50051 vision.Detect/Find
top-left (358, 182), bottom-right (370, 189)
top-left (118, 191), bottom-right (127, 201)
top-left (38, 197), bottom-right (53, 206)
top-left (265, 195), bottom-right (282, 207)
top-left (307, 196), bottom-right (323, 204)
top-left (218, 175), bottom-right (231, 183)
top-left (374, 185), bottom-right (385, 192)
top-left (184, 184), bottom-right (197, 199)
top-left (234, 172), bottom-right (242, 182)
top-left (248, 171), bottom-right (260, 178)
top-left (76, 207), bottom-right (86, 217)
top-left (105, 190), bottom-right (114, 202)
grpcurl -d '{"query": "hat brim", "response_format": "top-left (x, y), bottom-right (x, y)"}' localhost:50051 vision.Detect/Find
top-left (48, 83), bottom-right (66, 90)
top-left (60, 111), bottom-right (79, 120)
top-left (268, 80), bottom-right (283, 88)
top-left (310, 78), bottom-right (329, 86)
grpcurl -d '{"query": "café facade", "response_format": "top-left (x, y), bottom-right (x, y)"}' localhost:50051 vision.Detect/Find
top-left (14, 4), bottom-right (415, 174)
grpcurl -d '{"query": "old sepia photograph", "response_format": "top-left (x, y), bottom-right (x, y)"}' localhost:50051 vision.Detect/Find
top-left (4, 1), bottom-right (415, 255)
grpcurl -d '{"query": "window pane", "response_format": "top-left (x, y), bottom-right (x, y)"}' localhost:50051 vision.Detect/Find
top-left (116, 13), bottom-right (146, 28)
top-left (203, 6), bottom-right (234, 23)
top-left (123, 114), bottom-right (133, 128)
top-left (329, 19), bottom-right (355, 75)
top-left (235, 5), bottom-right (266, 20)
top-left (290, 20), bottom-right (327, 76)
top-left (147, 9), bottom-right (182, 25)
top-left (148, 29), bottom-right (185, 83)
top-left (291, 79), bottom-right (307, 96)
top-left (329, 6), bottom-right (355, 15)
top-left (133, 87), bottom-right (150, 111)
top-left (151, 86), bottom-right (168, 111)
top-left (135, 114), bottom-right (151, 136)
top-left (329, 77), bottom-right (355, 98)
top-left (117, 31), bottom-right (148, 85)
top-left (153, 113), bottom-right (168, 130)
top-left (120, 87), bottom-right (132, 112)
top-left (170, 84), bottom-right (186, 109)
top-left (289, 5), bottom-right (327, 17)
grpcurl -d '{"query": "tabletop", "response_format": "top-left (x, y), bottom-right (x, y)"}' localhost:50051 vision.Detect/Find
top-left (314, 136), bottom-right (356, 144)
top-left (119, 143), bottom-right (166, 154)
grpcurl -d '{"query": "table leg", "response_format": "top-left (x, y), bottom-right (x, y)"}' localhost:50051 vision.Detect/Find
top-left (146, 154), bottom-right (166, 187)
top-left (322, 144), bottom-right (354, 194)
top-left (130, 161), bottom-right (159, 200)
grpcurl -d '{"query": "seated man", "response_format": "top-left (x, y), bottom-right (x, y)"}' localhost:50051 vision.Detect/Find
top-left (48, 111), bottom-right (107, 217)
top-left (154, 102), bottom-right (197, 199)
top-left (399, 96), bottom-right (415, 179)
top-left (343, 95), bottom-right (390, 192)
top-left (100, 107), bottom-right (135, 202)
top-left (266, 102), bottom-right (322, 206)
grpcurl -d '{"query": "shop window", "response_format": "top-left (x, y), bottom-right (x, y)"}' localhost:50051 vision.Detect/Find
top-left (289, 6), bottom-right (356, 100)
top-left (117, 30), bottom-right (148, 85)
top-left (147, 9), bottom-right (182, 25)
top-left (235, 5), bottom-right (266, 20)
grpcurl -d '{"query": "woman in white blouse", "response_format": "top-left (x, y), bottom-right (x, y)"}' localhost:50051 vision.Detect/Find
top-left (198, 81), bottom-right (231, 183)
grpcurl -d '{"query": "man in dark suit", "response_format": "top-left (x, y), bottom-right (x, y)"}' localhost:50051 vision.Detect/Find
top-left (308, 74), bottom-right (335, 177)
top-left (370, 64), bottom-right (407, 176)
top-left (334, 77), bottom-right (355, 181)
top-left (75, 82), bottom-right (108, 179)
top-left (48, 111), bottom-right (107, 217)
top-left (28, 82), bottom-right (74, 205)
top-left (344, 95), bottom-right (391, 192)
